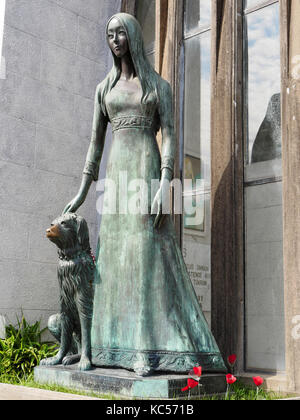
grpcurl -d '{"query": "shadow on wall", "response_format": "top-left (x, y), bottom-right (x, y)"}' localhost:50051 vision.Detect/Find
top-left (211, 157), bottom-right (238, 368)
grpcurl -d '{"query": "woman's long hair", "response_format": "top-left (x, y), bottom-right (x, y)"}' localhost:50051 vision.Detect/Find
top-left (99, 13), bottom-right (161, 115)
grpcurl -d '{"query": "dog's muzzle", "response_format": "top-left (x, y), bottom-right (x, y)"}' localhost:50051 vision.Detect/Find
top-left (46, 224), bottom-right (60, 239)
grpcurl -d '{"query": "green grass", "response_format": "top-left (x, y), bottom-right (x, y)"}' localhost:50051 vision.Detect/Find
top-left (224, 382), bottom-right (280, 400)
top-left (0, 315), bottom-right (58, 383)
top-left (0, 316), bottom-right (119, 399)
top-left (184, 380), bottom-right (289, 400)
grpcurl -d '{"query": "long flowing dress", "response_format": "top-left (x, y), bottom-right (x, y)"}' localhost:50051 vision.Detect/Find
top-left (89, 80), bottom-right (226, 373)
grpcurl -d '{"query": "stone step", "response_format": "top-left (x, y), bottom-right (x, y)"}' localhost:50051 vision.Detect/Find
top-left (34, 365), bottom-right (227, 399)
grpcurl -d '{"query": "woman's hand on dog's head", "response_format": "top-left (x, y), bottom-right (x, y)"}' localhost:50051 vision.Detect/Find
top-left (63, 174), bottom-right (93, 215)
top-left (63, 194), bottom-right (84, 215)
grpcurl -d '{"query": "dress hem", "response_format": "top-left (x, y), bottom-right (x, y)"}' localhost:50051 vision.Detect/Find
top-left (91, 347), bottom-right (227, 373)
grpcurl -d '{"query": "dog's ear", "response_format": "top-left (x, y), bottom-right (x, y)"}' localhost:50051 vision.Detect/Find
top-left (76, 216), bottom-right (90, 250)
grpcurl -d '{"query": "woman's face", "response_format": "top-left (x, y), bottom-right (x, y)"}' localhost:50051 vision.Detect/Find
top-left (107, 18), bottom-right (129, 58)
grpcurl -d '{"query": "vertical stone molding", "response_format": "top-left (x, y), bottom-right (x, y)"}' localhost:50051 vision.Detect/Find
top-left (281, 0), bottom-right (300, 393)
top-left (210, 0), bottom-right (244, 369)
top-left (121, 0), bottom-right (136, 15)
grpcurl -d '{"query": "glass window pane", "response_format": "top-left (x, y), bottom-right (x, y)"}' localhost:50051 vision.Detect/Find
top-left (136, 0), bottom-right (156, 53)
top-left (182, 31), bottom-right (211, 325)
top-left (184, 0), bottom-right (211, 34)
top-left (245, 0), bottom-right (268, 11)
top-left (244, 3), bottom-right (281, 179)
top-left (184, 33), bottom-right (211, 183)
top-left (245, 182), bottom-right (285, 372)
top-left (244, 1), bottom-right (285, 373)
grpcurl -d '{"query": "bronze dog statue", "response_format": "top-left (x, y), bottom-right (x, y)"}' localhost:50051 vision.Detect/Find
top-left (40, 213), bottom-right (95, 371)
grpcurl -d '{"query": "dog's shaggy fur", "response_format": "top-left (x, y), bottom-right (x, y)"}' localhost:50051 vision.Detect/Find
top-left (40, 213), bottom-right (95, 371)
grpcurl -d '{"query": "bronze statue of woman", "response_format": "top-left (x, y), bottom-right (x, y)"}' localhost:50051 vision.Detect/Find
top-left (64, 13), bottom-right (225, 376)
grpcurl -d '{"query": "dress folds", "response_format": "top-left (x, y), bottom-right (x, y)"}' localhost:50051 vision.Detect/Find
top-left (89, 82), bottom-right (226, 373)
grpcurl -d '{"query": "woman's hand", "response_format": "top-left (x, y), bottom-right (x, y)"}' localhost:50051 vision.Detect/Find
top-left (63, 173), bottom-right (93, 215)
top-left (63, 193), bottom-right (84, 214)
top-left (151, 178), bottom-right (170, 229)
top-left (151, 187), bottom-right (164, 229)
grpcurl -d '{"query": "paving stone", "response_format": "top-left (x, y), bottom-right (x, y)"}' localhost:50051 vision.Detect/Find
top-left (0, 383), bottom-right (99, 400)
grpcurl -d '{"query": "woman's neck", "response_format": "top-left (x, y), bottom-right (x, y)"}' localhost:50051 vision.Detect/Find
top-left (120, 53), bottom-right (136, 81)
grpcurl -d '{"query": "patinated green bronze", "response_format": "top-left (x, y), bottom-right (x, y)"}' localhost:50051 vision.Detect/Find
top-left (63, 13), bottom-right (226, 375)
top-left (40, 213), bottom-right (95, 371)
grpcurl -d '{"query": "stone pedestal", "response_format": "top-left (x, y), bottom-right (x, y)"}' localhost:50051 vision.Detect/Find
top-left (34, 365), bottom-right (227, 399)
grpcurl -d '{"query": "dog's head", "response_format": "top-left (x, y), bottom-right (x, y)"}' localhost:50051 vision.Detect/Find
top-left (46, 213), bottom-right (90, 252)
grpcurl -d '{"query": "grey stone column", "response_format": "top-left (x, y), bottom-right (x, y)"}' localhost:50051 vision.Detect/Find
top-left (210, 0), bottom-right (244, 371)
top-left (281, 0), bottom-right (300, 393)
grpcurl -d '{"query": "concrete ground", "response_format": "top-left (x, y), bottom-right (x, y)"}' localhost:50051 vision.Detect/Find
top-left (0, 383), bottom-right (100, 400)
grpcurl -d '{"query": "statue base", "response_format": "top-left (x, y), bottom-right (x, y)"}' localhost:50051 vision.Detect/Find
top-left (34, 365), bottom-right (227, 399)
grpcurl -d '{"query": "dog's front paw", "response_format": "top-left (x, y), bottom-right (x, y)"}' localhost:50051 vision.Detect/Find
top-left (78, 356), bottom-right (92, 371)
top-left (40, 356), bottom-right (62, 367)
top-left (62, 354), bottom-right (80, 366)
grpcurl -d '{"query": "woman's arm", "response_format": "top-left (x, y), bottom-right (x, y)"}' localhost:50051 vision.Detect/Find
top-left (63, 84), bottom-right (108, 214)
top-left (151, 80), bottom-right (176, 228)
top-left (159, 81), bottom-right (176, 183)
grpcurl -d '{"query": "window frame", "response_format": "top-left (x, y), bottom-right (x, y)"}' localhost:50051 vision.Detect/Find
top-left (244, 0), bottom-right (279, 15)
top-left (242, 0), bottom-right (285, 374)
top-left (243, 0), bottom-right (282, 187)
top-left (181, 4), bottom-right (213, 243)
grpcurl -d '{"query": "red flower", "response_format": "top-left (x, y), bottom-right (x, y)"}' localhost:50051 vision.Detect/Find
top-left (226, 374), bottom-right (237, 385)
top-left (189, 366), bottom-right (202, 377)
top-left (253, 376), bottom-right (264, 387)
top-left (188, 378), bottom-right (199, 388)
top-left (181, 378), bottom-right (199, 392)
top-left (228, 354), bottom-right (237, 366)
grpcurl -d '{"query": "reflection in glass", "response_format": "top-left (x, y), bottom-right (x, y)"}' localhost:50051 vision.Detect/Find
top-left (244, 1), bottom-right (285, 373)
top-left (184, 32), bottom-right (211, 184)
top-left (251, 93), bottom-right (281, 163)
top-left (244, 3), bottom-right (281, 166)
top-left (244, 0), bottom-right (267, 10)
top-left (136, 0), bottom-right (156, 53)
top-left (182, 28), bottom-right (212, 322)
top-left (185, 0), bottom-right (211, 33)
top-left (245, 182), bottom-right (285, 372)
